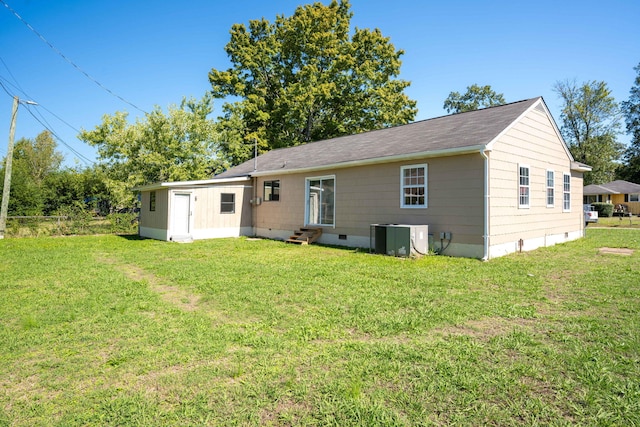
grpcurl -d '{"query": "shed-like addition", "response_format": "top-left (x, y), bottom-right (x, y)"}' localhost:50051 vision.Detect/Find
top-left (136, 177), bottom-right (252, 242)
top-left (137, 97), bottom-right (590, 259)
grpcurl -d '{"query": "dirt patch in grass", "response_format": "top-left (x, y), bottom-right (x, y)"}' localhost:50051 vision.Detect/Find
top-left (598, 247), bottom-right (635, 256)
top-left (436, 317), bottom-right (538, 341)
top-left (96, 255), bottom-right (200, 312)
top-left (110, 348), bottom-right (257, 402)
top-left (260, 397), bottom-right (312, 425)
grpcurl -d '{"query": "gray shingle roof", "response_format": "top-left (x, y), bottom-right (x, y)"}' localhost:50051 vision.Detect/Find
top-left (216, 97), bottom-right (542, 178)
top-left (584, 180), bottom-right (640, 195)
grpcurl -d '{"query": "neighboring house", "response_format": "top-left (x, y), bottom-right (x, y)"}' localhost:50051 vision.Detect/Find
top-left (583, 180), bottom-right (640, 215)
top-left (136, 97), bottom-right (590, 259)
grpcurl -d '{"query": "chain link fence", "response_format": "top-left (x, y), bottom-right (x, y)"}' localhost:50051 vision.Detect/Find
top-left (5, 213), bottom-right (138, 238)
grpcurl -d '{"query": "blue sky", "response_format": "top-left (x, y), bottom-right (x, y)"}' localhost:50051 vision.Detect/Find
top-left (1, 0), bottom-right (639, 167)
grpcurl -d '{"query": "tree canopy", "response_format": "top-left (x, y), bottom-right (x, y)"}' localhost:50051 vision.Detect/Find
top-left (554, 79), bottom-right (624, 185)
top-left (0, 131), bottom-right (63, 215)
top-left (209, 0), bottom-right (417, 166)
top-left (1, 131), bottom-right (113, 216)
top-left (78, 94), bottom-right (218, 207)
top-left (443, 84), bottom-right (506, 114)
top-left (618, 62), bottom-right (640, 183)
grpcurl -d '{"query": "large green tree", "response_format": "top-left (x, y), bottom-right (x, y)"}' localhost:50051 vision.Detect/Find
top-left (79, 94), bottom-right (218, 207)
top-left (0, 131), bottom-right (63, 215)
top-left (554, 79), bottom-right (624, 185)
top-left (43, 166), bottom-right (111, 215)
top-left (618, 62), bottom-right (640, 183)
top-left (443, 84), bottom-right (506, 114)
top-left (209, 0), bottom-right (417, 166)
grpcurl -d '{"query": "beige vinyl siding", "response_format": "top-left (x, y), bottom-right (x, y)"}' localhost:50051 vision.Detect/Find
top-left (254, 153), bottom-right (485, 246)
top-left (335, 155), bottom-right (484, 244)
top-left (489, 108), bottom-right (581, 245)
top-left (139, 181), bottom-right (252, 241)
top-left (140, 189), bottom-right (169, 230)
top-left (254, 174), bottom-right (306, 233)
top-left (190, 185), bottom-right (252, 230)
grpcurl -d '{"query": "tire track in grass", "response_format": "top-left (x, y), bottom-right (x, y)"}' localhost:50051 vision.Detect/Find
top-left (95, 255), bottom-right (200, 312)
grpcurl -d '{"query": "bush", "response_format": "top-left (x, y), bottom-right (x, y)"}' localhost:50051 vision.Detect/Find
top-left (55, 203), bottom-right (94, 234)
top-left (592, 202), bottom-right (614, 217)
top-left (107, 213), bottom-right (138, 234)
top-left (3, 207), bottom-right (138, 238)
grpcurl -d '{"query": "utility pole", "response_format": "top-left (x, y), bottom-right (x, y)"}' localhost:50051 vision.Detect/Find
top-left (0, 96), bottom-right (21, 239)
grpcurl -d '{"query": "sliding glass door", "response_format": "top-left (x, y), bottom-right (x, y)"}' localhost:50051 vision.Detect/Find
top-left (306, 176), bottom-right (335, 226)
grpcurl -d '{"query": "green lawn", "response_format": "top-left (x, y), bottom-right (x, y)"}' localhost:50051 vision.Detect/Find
top-left (1, 230), bottom-right (639, 426)
top-left (592, 215), bottom-right (640, 228)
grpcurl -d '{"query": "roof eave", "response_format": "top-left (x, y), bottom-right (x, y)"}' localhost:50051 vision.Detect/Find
top-left (571, 162), bottom-right (592, 172)
top-left (133, 176), bottom-right (251, 191)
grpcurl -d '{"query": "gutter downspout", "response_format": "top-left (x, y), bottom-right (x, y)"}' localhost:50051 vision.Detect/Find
top-left (481, 149), bottom-right (490, 261)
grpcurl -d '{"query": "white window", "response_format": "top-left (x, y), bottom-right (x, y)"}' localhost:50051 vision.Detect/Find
top-left (630, 194), bottom-right (639, 202)
top-left (546, 170), bottom-right (555, 207)
top-left (306, 176), bottom-right (335, 226)
top-left (563, 173), bottom-right (571, 211)
top-left (401, 164), bottom-right (428, 208)
top-left (519, 165), bottom-right (530, 208)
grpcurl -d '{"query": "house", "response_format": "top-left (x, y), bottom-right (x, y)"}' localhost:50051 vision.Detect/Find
top-left (583, 180), bottom-right (640, 215)
top-left (136, 97), bottom-right (590, 259)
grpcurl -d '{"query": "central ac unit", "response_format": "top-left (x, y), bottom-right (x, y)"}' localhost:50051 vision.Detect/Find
top-left (372, 224), bottom-right (429, 257)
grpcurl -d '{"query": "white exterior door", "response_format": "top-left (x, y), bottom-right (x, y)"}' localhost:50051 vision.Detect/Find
top-left (172, 193), bottom-right (191, 236)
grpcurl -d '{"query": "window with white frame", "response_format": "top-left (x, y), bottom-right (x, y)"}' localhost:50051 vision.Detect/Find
top-left (519, 165), bottom-right (530, 208)
top-left (401, 164), bottom-right (427, 208)
top-left (630, 193), bottom-right (639, 202)
top-left (546, 170), bottom-right (555, 207)
top-left (563, 173), bottom-right (571, 211)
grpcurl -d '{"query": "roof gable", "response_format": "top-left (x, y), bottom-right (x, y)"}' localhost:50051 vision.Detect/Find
top-left (216, 97), bottom-right (550, 178)
top-left (485, 98), bottom-right (573, 163)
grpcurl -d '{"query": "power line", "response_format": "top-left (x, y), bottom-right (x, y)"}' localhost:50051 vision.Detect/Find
top-left (25, 105), bottom-right (92, 164)
top-left (1, 74), bottom-right (84, 135)
top-left (0, 73), bottom-right (55, 132)
top-left (0, 56), bottom-right (26, 95)
top-left (0, 78), bottom-right (94, 165)
top-left (22, 105), bottom-right (94, 165)
top-left (1, 57), bottom-right (94, 165)
top-left (0, 0), bottom-right (148, 115)
top-left (0, 76), bottom-right (14, 99)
